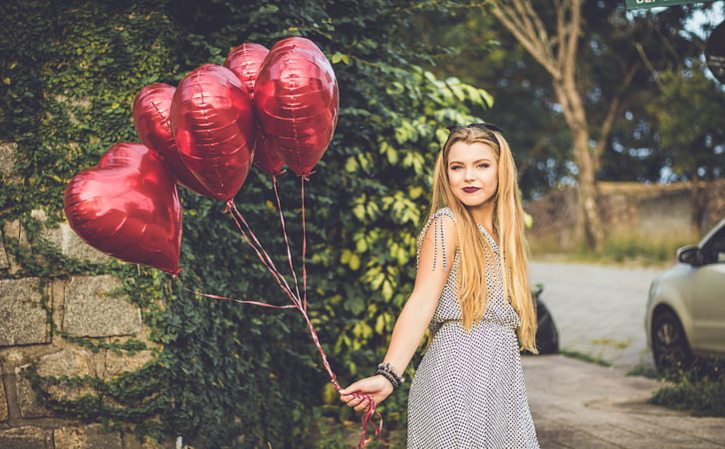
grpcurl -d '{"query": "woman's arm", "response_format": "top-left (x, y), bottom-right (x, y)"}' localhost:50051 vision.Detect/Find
top-left (340, 213), bottom-right (458, 411)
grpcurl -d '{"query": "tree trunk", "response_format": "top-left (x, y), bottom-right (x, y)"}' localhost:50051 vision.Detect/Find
top-left (554, 81), bottom-right (606, 251)
top-left (487, 0), bottom-right (607, 251)
top-left (572, 127), bottom-right (605, 251)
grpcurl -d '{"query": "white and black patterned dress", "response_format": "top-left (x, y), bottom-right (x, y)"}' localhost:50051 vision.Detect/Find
top-left (407, 207), bottom-right (540, 449)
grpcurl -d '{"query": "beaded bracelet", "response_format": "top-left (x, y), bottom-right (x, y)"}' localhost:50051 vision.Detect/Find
top-left (375, 362), bottom-right (405, 390)
top-left (376, 369), bottom-right (399, 389)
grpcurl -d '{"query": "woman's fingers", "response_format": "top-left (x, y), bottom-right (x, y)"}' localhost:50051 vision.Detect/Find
top-left (340, 391), bottom-right (373, 411)
top-left (354, 396), bottom-right (372, 412)
top-left (349, 395), bottom-right (366, 408)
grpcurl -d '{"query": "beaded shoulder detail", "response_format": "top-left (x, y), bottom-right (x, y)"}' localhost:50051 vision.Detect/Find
top-left (416, 208), bottom-right (457, 272)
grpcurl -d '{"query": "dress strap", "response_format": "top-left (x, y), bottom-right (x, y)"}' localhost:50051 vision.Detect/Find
top-left (416, 208), bottom-right (457, 272)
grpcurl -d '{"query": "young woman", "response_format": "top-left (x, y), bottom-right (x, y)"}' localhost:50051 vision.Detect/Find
top-left (339, 124), bottom-right (540, 448)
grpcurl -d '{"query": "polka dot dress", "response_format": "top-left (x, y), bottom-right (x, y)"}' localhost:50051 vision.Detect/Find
top-left (407, 208), bottom-right (540, 449)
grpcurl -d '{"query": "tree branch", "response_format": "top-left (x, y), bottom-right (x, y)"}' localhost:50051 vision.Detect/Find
top-left (488, 0), bottom-right (561, 78)
top-left (635, 42), bottom-right (665, 91)
top-left (593, 62), bottom-right (640, 170)
top-left (562, 0), bottom-right (582, 82)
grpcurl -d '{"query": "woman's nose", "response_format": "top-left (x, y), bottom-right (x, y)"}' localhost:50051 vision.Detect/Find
top-left (464, 167), bottom-right (475, 180)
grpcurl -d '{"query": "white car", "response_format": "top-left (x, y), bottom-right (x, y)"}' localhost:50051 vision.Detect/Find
top-left (645, 218), bottom-right (725, 373)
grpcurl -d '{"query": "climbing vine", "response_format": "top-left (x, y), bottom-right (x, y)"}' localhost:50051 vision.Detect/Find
top-left (0, 0), bottom-right (493, 447)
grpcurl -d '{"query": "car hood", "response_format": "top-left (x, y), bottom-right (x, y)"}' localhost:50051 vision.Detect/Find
top-left (656, 262), bottom-right (695, 283)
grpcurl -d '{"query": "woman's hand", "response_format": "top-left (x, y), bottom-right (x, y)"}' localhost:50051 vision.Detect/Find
top-left (339, 375), bottom-right (394, 412)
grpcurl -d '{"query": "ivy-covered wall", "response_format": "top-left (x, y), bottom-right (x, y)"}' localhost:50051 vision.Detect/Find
top-left (0, 1), bottom-right (493, 447)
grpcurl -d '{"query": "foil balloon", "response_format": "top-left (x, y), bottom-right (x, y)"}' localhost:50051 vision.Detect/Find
top-left (224, 43), bottom-right (285, 176)
top-left (254, 37), bottom-right (339, 177)
top-left (224, 43), bottom-right (270, 99)
top-left (132, 83), bottom-right (215, 197)
top-left (252, 129), bottom-right (285, 176)
top-left (64, 143), bottom-right (182, 275)
top-left (170, 64), bottom-right (256, 201)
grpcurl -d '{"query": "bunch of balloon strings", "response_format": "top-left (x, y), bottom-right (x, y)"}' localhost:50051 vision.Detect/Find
top-left (184, 176), bottom-right (385, 449)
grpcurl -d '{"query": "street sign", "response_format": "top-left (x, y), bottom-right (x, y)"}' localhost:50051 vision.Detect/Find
top-left (705, 20), bottom-right (725, 84)
top-left (626, 0), bottom-right (711, 10)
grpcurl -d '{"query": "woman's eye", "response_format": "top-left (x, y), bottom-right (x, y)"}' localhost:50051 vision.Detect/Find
top-left (451, 166), bottom-right (461, 170)
top-left (478, 164), bottom-right (489, 168)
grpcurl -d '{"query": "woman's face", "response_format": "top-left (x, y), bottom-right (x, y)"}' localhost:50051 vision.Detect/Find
top-left (446, 141), bottom-right (499, 209)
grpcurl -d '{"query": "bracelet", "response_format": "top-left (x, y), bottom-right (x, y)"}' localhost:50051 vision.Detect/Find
top-left (376, 369), bottom-right (399, 389)
top-left (375, 362), bottom-right (405, 390)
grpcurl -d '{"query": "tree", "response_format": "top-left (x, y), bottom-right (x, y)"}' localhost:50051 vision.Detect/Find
top-left (414, 1), bottom-right (712, 249)
top-left (483, 0), bottom-right (617, 250)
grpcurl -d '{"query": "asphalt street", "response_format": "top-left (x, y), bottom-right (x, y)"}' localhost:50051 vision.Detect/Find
top-left (528, 260), bottom-right (666, 370)
top-left (525, 260), bottom-right (725, 449)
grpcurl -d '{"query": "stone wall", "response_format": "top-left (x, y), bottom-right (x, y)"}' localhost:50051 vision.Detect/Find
top-left (0, 142), bottom-right (164, 448)
top-left (525, 180), bottom-right (725, 252)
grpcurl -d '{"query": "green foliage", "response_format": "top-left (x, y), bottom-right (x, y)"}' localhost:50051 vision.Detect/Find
top-left (0, 0), bottom-right (493, 447)
top-left (648, 61), bottom-right (725, 181)
top-left (631, 358), bottom-right (725, 417)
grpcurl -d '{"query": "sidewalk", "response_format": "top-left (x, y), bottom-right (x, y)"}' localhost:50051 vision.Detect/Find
top-left (523, 355), bottom-right (725, 449)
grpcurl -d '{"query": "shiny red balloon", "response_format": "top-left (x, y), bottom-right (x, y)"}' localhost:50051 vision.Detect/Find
top-left (250, 126), bottom-right (284, 176)
top-left (132, 83), bottom-right (215, 197)
top-left (224, 43), bottom-right (285, 176)
top-left (64, 143), bottom-right (182, 274)
top-left (170, 64), bottom-right (256, 201)
top-left (254, 37), bottom-right (339, 177)
top-left (224, 43), bottom-right (269, 100)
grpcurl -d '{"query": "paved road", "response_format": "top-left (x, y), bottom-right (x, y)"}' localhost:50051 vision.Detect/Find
top-left (524, 355), bottom-right (725, 449)
top-left (529, 260), bottom-right (666, 370)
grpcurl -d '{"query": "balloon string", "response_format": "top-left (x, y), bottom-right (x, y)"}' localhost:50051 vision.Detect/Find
top-left (230, 201), bottom-right (296, 298)
top-left (224, 198), bottom-right (383, 448)
top-left (273, 175), bottom-right (302, 303)
top-left (295, 303), bottom-right (384, 448)
top-left (225, 200), bottom-right (300, 307)
top-left (181, 283), bottom-right (297, 309)
top-left (301, 175), bottom-right (308, 312)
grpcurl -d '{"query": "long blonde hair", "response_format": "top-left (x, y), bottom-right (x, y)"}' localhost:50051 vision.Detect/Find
top-left (426, 126), bottom-right (538, 353)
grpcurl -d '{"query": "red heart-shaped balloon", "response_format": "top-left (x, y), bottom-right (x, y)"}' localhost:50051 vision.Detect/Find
top-left (64, 143), bottom-right (182, 274)
top-left (255, 37), bottom-right (339, 177)
top-left (171, 64), bottom-right (256, 201)
top-left (224, 43), bottom-right (285, 177)
top-left (132, 83), bottom-right (215, 197)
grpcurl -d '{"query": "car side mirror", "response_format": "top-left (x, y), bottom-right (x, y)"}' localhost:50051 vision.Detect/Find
top-left (677, 245), bottom-right (702, 266)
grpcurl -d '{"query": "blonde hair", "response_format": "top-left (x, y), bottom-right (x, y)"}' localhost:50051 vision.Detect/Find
top-left (425, 126), bottom-right (538, 354)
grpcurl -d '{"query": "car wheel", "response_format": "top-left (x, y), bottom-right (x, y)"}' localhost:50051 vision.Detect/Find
top-left (652, 310), bottom-right (693, 375)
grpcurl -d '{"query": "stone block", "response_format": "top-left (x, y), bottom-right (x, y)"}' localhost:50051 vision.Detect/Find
top-left (37, 348), bottom-right (95, 378)
top-left (62, 275), bottom-right (141, 337)
top-left (15, 349), bottom-right (95, 418)
top-left (59, 222), bottom-right (112, 263)
top-left (2, 219), bottom-right (26, 274)
top-left (0, 235), bottom-right (8, 270)
top-left (0, 141), bottom-right (17, 176)
top-left (0, 426), bottom-right (46, 449)
top-left (104, 350), bottom-right (155, 379)
top-left (54, 424), bottom-right (123, 449)
top-left (122, 433), bottom-right (171, 449)
top-left (0, 371), bottom-right (7, 422)
top-left (0, 278), bottom-right (50, 346)
top-left (15, 364), bottom-right (51, 418)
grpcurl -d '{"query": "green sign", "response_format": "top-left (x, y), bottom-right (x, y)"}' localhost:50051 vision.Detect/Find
top-left (626, 0), bottom-right (709, 10)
